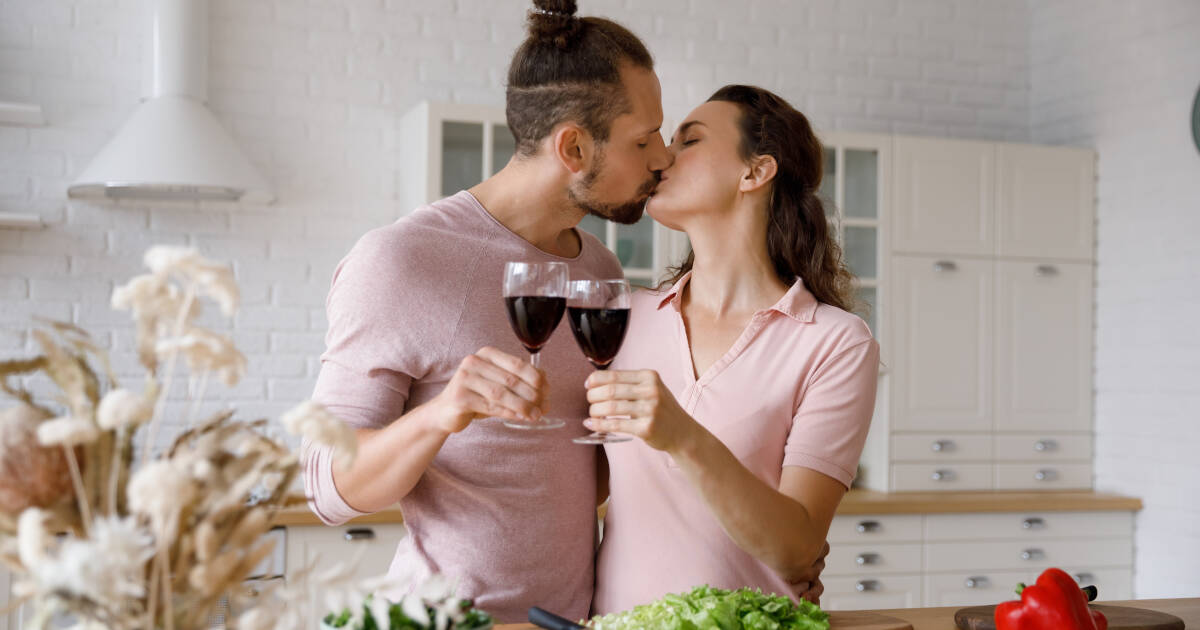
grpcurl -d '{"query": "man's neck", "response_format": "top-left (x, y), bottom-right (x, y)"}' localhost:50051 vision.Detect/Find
top-left (469, 160), bottom-right (583, 258)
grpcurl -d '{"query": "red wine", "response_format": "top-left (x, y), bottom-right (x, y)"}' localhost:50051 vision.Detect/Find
top-left (567, 307), bottom-right (630, 369)
top-left (505, 296), bottom-right (566, 353)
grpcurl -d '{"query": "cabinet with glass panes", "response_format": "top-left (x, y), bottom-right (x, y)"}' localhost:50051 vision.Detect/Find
top-left (398, 102), bottom-right (689, 288)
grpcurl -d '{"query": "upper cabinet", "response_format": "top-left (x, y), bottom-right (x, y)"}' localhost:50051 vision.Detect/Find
top-left (399, 101), bottom-right (689, 286)
top-left (893, 137), bottom-right (996, 257)
top-left (996, 144), bottom-right (1096, 260)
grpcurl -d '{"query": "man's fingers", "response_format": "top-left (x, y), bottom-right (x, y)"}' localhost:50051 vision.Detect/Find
top-left (475, 346), bottom-right (544, 389)
top-left (464, 378), bottom-right (539, 421)
top-left (463, 355), bottom-right (542, 405)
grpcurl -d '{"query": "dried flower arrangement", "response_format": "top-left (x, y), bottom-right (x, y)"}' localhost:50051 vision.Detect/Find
top-left (0, 246), bottom-right (387, 630)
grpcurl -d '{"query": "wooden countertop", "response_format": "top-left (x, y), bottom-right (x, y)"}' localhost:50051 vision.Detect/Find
top-left (272, 489), bottom-right (1142, 527)
top-left (495, 598), bottom-right (1199, 629)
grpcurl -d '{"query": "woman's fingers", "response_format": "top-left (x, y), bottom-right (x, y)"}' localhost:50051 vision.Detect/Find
top-left (586, 369), bottom-right (654, 388)
top-left (585, 382), bottom-right (652, 403)
top-left (583, 416), bottom-right (642, 435)
top-left (589, 399), bottom-right (651, 419)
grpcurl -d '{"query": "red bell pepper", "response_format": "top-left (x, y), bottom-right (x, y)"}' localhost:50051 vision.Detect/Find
top-left (994, 567), bottom-right (1108, 630)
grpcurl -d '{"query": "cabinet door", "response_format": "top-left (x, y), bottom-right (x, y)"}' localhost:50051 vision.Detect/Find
top-left (996, 144), bottom-right (1095, 260)
top-left (893, 137), bottom-right (995, 256)
top-left (891, 256), bottom-right (993, 432)
top-left (994, 261), bottom-right (1093, 432)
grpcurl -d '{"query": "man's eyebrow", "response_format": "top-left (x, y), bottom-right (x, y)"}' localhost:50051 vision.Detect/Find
top-left (670, 120), bottom-right (706, 142)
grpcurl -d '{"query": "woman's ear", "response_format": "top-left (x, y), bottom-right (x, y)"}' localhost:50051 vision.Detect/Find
top-left (739, 154), bottom-right (778, 193)
top-left (552, 123), bottom-right (593, 175)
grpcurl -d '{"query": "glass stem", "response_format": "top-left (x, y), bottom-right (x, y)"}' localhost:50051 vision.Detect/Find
top-left (530, 351), bottom-right (541, 370)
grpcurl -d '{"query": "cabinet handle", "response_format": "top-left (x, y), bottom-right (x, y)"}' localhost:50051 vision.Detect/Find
top-left (1020, 548), bottom-right (1045, 561)
top-left (1034, 469), bottom-right (1058, 482)
top-left (933, 260), bottom-right (958, 272)
top-left (856, 520), bottom-right (881, 533)
top-left (1074, 572), bottom-right (1096, 585)
top-left (856, 552), bottom-right (881, 566)
top-left (930, 469), bottom-right (956, 482)
top-left (930, 440), bottom-right (955, 453)
top-left (1035, 264), bottom-right (1060, 277)
top-left (1034, 439), bottom-right (1058, 452)
top-left (1022, 517), bottom-right (1046, 530)
top-left (964, 576), bottom-right (990, 589)
top-left (856, 579), bottom-right (881, 592)
top-left (344, 528), bottom-right (376, 542)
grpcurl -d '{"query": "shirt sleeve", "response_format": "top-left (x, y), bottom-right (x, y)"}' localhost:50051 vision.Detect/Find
top-left (783, 337), bottom-right (880, 489)
top-left (301, 228), bottom-right (430, 525)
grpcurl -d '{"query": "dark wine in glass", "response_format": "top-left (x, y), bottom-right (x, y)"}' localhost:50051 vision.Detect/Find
top-left (567, 279), bottom-right (633, 445)
top-left (502, 262), bottom-right (568, 430)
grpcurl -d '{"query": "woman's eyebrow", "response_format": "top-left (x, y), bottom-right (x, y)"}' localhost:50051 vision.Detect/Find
top-left (671, 120), bottom-right (706, 143)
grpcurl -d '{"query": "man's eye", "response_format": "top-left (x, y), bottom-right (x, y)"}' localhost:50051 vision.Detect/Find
top-left (637, 142), bottom-right (648, 149)
top-left (683, 139), bottom-right (698, 146)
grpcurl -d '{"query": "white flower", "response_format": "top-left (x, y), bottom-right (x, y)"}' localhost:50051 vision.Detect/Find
top-left (402, 593), bottom-right (431, 627)
top-left (143, 245), bottom-right (240, 317)
top-left (36, 416), bottom-right (99, 447)
top-left (144, 245), bottom-right (202, 276)
top-left (22, 515), bottom-right (153, 612)
top-left (17, 507), bottom-right (48, 568)
top-left (281, 401), bottom-right (357, 468)
top-left (127, 460), bottom-right (195, 536)
top-left (156, 328), bottom-right (248, 386)
top-left (96, 389), bottom-right (153, 431)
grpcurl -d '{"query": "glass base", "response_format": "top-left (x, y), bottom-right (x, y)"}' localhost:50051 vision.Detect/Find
top-left (572, 432), bottom-right (633, 445)
top-left (503, 418), bottom-right (566, 430)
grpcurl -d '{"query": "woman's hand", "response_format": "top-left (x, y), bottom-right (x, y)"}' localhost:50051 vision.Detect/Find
top-left (584, 369), bottom-right (703, 454)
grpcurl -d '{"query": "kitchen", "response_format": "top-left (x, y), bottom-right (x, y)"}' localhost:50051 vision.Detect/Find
top-left (0, 0), bottom-right (1198, 629)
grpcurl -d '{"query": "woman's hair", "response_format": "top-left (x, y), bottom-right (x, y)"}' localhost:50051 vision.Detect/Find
top-left (506, 0), bottom-right (654, 156)
top-left (662, 85), bottom-right (860, 314)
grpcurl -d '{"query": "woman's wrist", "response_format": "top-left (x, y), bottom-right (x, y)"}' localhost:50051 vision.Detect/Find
top-left (669, 416), bottom-right (717, 463)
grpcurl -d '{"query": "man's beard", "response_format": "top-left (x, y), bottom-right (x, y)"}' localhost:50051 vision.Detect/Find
top-left (568, 149), bottom-right (659, 225)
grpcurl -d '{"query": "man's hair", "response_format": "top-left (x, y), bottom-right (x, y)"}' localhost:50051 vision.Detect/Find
top-left (505, 0), bottom-right (654, 156)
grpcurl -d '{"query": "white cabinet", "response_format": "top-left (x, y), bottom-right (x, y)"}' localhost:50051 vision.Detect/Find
top-left (893, 137), bottom-right (995, 257)
top-left (996, 144), bottom-right (1095, 260)
top-left (399, 101), bottom-right (688, 287)
top-left (284, 524), bottom-right (407, 585)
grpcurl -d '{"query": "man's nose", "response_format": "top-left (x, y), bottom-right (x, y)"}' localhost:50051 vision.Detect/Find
top-left (648, 133), bottom-right (674, 172)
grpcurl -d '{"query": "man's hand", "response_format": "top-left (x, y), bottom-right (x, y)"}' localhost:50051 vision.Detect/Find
top-left (788, 540), bottom-right (829, 605)
top-left (430, 346), bottom-right (547, 434)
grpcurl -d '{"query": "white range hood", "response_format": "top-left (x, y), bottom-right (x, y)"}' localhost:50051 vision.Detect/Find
top-left (69, 0), bottom-right (273, 203)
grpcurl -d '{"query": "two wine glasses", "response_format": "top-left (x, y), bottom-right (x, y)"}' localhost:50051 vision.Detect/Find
top-left (502, 261), bottom-right (631, 445)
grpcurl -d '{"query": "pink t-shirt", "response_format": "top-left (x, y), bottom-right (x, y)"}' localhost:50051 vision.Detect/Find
top-left (302, 191), bottom-right (624, 623)
top-left (593, 272), bottom-right (879, 615)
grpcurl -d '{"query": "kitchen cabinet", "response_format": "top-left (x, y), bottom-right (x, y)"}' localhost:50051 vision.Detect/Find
top-left (398, 101), bottom-right (689, 287)
top-left (892, 137), bottom-right (995, 257)
top-left (996, 144), bottom-right (1095, 260)
top-left (284, 523), bottom-right (406, 586)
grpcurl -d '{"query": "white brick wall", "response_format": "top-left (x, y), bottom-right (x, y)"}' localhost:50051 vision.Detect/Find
top-left (1030, 0), bottom-right (1200, 599)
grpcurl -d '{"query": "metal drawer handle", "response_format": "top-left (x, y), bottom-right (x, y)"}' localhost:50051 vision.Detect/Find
top-left (1035, 264), bottom-right (1060, 277)
top-left (344, 528), bottom-right (376, 542)
top-left (1022, 517), bottom-right (1045, 530)
top-left (1074, 572), bottom-right (1096, 585)
top-left (1034, 439), bottom-right (1058, 452)
top-left (856, 552), bottom-right (881, 566)
top-left (856, 579), bottom-right (881, 592)
top-left (930, 469), bottom-right (956, 482)
top-left (930, 440), bottom-right (955, 453)
top-left (856, 520), bottom-right (881, 533)
top-left (933, 260), bottom-right (958, 273)
top-left (1034, 469), bottom-right (1058, 482)
top-left (964, 576), bottom-right (990, 589)
top-left (1020, 548), bottom-right (1045, 561)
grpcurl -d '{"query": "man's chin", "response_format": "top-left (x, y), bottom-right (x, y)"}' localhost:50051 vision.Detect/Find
top-left (590, 198), bottom-right (647, 225)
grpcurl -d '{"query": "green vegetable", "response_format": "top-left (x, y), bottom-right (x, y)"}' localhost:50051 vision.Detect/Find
top-left (322, 595), bottom-right (493, 630)
top-left (589, 585), bottom-right (830, 630)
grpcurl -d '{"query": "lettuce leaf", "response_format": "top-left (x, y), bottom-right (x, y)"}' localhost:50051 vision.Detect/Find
top-left (589, 585), bottom-right (830, 630)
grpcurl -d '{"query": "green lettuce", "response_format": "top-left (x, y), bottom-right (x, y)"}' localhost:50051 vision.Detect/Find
top-left (588, 585), bottom-right (830, 630)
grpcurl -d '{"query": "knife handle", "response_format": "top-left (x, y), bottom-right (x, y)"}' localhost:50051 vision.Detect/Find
top-left (529, 607), bottom-right (586, 630)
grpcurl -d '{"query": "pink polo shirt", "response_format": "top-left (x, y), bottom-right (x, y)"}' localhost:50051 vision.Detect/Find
top-left (593, 272), bottom-right (879, 615)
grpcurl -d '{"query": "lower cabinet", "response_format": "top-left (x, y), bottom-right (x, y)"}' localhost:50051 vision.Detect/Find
top-left (824, 511), bottom-right (1135, 610)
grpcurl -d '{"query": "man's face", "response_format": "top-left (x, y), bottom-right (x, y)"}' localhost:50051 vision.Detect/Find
top-left (568, 65), bottom-right (673, 225)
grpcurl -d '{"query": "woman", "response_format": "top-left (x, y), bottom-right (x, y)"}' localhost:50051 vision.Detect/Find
top-left (586, 85), bottom-right (880, 614)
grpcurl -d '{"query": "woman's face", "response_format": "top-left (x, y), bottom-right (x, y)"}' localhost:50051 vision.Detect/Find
top-left (645, 100), bottom-right (750, 230)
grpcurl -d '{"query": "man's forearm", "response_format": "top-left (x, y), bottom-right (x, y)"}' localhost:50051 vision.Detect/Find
top-left (331, 401), bottom-right (453, 513)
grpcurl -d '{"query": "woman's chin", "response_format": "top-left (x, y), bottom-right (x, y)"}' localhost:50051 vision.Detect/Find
top-left (646, 197), bottom-right (685, 232)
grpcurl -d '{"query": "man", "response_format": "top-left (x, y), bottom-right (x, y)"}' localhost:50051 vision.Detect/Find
top-left (302, 2), bottom-right (824, 622)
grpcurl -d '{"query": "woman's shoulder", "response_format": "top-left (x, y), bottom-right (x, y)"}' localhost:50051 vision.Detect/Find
top-left (809, 302), bottom-right (877, 353)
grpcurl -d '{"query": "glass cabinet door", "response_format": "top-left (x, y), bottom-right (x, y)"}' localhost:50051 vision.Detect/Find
top-left (441, 121), bottom-right (484, 197)
top-left (823, 144), bottom-right (882, 337)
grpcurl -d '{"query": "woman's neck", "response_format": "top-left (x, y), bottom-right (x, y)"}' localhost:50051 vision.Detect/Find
top-left (682, 202), bottom-right (789, 318)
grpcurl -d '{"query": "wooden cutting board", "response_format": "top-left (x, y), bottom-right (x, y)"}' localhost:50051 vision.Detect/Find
top-left (954, 603), bottom-right (1185, 630)
top-left (497, 610), bottom-right (913, 629)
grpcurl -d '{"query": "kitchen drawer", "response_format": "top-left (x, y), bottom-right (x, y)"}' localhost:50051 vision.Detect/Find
top-left (823, 575), bottom-right (923, 611)
top-left (891, 434), bottom-right (992, 462)
top-left (925, 570), bottom-right (1030, 607)
top-left (925, 538), bottom-right (1133, 572)
top-left (891, 463), bottom-right (992, 491)
top-left (829, 515), bottom-right (923, 544)
top-left (1068, 568), bottom-right (1133, 600)
top-left (994, 433), bottom-right (1091, 461)
top-left (994, 463), bottom-right (1091, 490)
top-left (826, 542), bottom-right (923, 576)
top-left (924, 512), bottom-right (1133, 541)
top-left (284, 524), bottom-right (406, 583)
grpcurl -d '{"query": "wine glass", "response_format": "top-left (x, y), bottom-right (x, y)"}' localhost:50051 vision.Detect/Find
top-left (566, 278), bottom-right (633, 445)
top-left (502, 261), bottom-right (568, 430)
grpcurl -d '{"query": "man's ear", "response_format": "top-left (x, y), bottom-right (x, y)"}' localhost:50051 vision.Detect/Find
top-left (739, 154), bottom-right (778, 194)
top-left (552, 123), bottom-right (593, 175)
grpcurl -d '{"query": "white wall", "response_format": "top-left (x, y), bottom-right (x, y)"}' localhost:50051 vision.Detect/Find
top-left (0, 0), bottom-right (1031, 439)
top-left (1030, 0), bottom-right (1200, 599)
